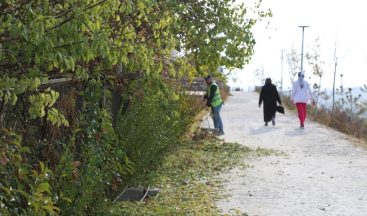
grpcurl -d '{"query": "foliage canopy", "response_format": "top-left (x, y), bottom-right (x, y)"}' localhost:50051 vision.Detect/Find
top-left (0, 0), bottom-right (268, 214)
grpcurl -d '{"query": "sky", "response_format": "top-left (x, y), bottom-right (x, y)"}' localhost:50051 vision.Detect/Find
top-left (228, 0), bottom-right (367, 91)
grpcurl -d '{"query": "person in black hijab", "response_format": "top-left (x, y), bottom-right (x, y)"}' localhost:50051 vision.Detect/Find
top-left (259, 78), bottom-right (282, 126)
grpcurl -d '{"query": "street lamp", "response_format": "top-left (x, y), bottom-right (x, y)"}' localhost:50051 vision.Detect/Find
top-left (298, 26), bottom-right (309, 74)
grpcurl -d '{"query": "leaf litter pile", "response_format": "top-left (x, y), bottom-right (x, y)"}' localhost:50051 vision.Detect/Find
top-left (109, 129), bottom-right (275, 215)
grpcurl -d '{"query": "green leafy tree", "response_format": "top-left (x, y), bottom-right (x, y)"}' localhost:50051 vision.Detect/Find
top-left (0, 0), bottom-right (268, 214)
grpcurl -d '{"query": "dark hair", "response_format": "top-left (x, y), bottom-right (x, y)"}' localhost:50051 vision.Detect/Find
top-left (204, 75), bottom-right (211, 81)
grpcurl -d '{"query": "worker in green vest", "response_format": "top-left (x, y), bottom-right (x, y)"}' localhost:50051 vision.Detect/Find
top-left (204, 75), bottom-right (224, 135)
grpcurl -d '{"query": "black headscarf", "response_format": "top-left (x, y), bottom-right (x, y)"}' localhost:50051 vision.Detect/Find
top-left (265, 78), bottom-right (272, 85)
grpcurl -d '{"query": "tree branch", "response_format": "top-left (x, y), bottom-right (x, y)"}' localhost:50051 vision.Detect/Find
top-left (46, 0), bottom-right (108, 32)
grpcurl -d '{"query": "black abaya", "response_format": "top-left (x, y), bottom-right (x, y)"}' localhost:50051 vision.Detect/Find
top-left (259, 83), bottom-right (281, 122)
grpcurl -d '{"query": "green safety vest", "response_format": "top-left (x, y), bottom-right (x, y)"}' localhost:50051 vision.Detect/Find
top-left (207, 82), bottom-right (223, 107)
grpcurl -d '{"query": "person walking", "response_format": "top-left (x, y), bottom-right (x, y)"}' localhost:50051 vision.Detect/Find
top-left (204, 75), bottom-right (224, 135)
top-left (291, 72), bottom-right (315, 129)
top-left (259, 78), bottom-right (282, 126)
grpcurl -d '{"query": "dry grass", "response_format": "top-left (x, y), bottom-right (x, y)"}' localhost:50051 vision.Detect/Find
top-left (282, 95), bottom-right (367, 141)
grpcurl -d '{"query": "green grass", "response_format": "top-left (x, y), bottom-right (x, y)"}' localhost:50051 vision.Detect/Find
top-left (108, 129), bottom-right (276, 216)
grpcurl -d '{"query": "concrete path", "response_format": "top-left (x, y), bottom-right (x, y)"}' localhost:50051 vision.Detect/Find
top-left (209, 91), bottom-right (367, 216)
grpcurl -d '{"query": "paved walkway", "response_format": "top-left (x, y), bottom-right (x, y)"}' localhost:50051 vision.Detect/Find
top-left (209, 91), bottom-right (367, 216)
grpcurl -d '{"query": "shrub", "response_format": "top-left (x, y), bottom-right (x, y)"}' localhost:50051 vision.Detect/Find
top-left (52, 79), bottom-right (134, 215)
top-left (281, 94), bottom-right (367, 141)
top-left (116, 79), bottom-right (201, 183)
top-left (0, 129), bottom-right (59, 216)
